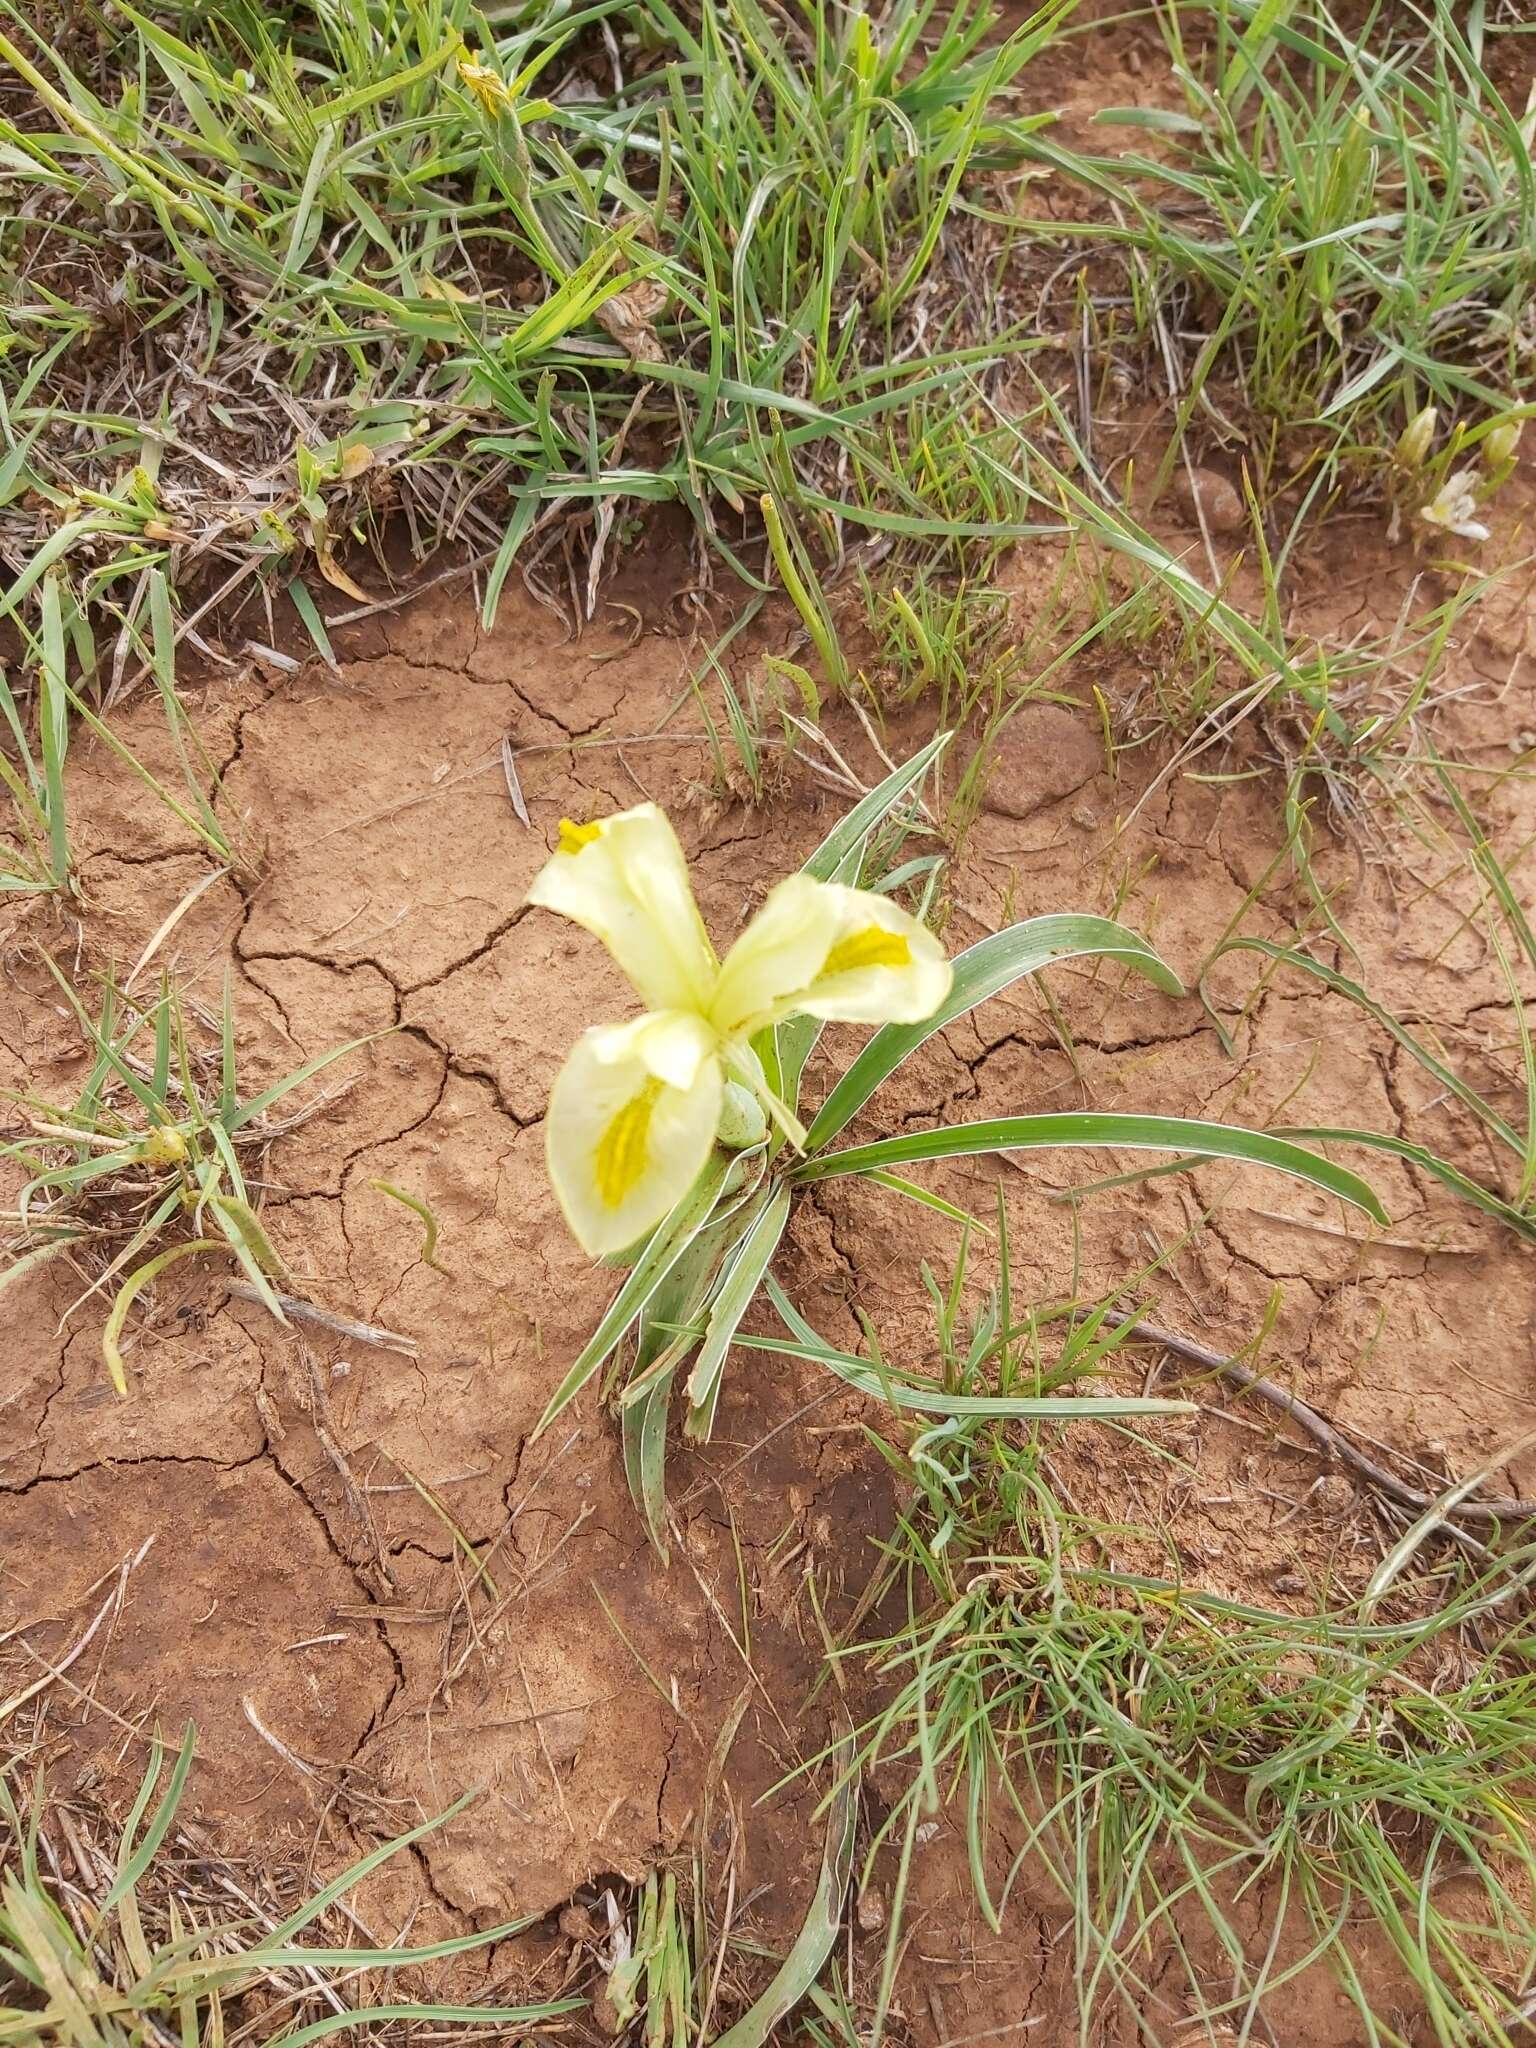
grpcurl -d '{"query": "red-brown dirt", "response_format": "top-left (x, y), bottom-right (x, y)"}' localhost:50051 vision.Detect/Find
top-left (4, 448), bottom-right (1535, 2036)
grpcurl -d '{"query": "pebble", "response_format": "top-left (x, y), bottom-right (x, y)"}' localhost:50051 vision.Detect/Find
top-left (856, 1885), bottom-right (887, 1934)
top-left (1174, 466), bottom-right (1246, 535)
top-left (558, 1903), bottom-right (602, 1944)
top-left (983, 702), bottom-right (1103, 819)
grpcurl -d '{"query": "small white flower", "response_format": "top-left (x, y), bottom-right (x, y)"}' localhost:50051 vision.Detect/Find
top-left (1417, 469), bottom-right (1489, 543)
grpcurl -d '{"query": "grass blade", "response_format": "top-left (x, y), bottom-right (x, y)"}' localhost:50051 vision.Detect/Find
top-left (800, 732), bottom-right (951, 884)
top-left (102, 1238), bottom-right (225, 1395)
top-left (754, 1279), bottom-right (1191, 1419)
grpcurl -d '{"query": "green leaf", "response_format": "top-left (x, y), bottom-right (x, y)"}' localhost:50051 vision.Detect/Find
top-left (800, 731), bottom-right (952, 883)
top-left (225, 1033), bottom-right (378, 1129)
top-left (756, 1279), bottom-right (1193, 1418)
top-left (683, 1181), bottom-right (790, 1435)
top-left (37, 572), bottom-right (70, 889)
top-left (102, 1238), bottom-right (225, 1396)
top-left (863, 1170), bottom-right (990, 1231)
top-left (206, 1193), bottom-right (288, 1318)
top-left (271, 2000), bottom-right (583, 2045)
top-left (768, 732), bottom-right (953, 1114)
top-left (288, 577), bottom-right (338, 668)
top-left (266, 1790), bottom-right (481, 1946)
top-left (790, 1113), bottom-right (1387, 1222)
top-left (1092, 106), bottom-right (1206, 134)
top-left (535, 1153), bottom-right (737, 1435)
top-left (709, 1730), bottom-right (858, 2048)
top-left (805, 915), bottom-right (1184, 1152)
top-left (1275, 1125), bottom-right (1536, 1241)
top-left (1201, 937), bottom-right (1523, 1154)
top-left (621, 1367), bottom-right (676, 1562)
top-left (93, 1726), bottom-right (196, 1929)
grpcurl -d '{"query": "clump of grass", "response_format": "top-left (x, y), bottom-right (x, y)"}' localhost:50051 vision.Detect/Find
top-left (828, 1234), bottom-right (1536, 2046)
top-left (0, 594), bottom-right (235, 898)
top-left (0, 1726), bottom-right (580, 2042)
top-left (1035, 0), bottom-right (1535, 468)
top-left (0, 0), bottom-right (1081, 914)
top-left (0, 0), bottom-right (1068, 678)
top-left (592, 1758), bottom-right (855, 2048)
top-left (973, 409), bottom-right (1504, 926)
top-left (0, 958), bottom-right (369, 1392)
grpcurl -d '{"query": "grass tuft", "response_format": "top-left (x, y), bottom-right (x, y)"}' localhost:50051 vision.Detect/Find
top-left (833, 1226), bottom-right (1536, 2047)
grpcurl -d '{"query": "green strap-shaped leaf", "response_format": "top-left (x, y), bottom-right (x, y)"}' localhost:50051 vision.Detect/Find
top-left (789, 1112), bottom-right (1387, 1222)
top-left (1201, 936), bottom-right (1523, 1154)
top-left (94, 1726), bottom-right (196, 1931)
top-left (621, 1367), bottom-right (677, 1561)
top-left (1276, 1125), bottom-right (1536, 1242)
top-left (683, 1180), bottom-right (791, 1436)
top-left (273, 1999), bottom-right (583, 2045)
top-left (768, 730), bottom-right (954, 1113)
top-left (206, 1192), bottom-right (289, 1321)
top-left (103, 1238), bottom-right (226, 1395)
top-left (709, 1730), bottom-right (858, 2048)
top-left (754, 1278), bottom-right (1192, 1418)
top-left (617, 1183), bottom-right (774, 1551)
top-left (535, 1152), bottom-right (736, 1436)
top-left (804, 915), bottom-right (1185, 1152)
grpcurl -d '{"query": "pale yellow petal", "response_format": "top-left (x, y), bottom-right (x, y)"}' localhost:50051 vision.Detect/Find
top-left (526, 804), bottom-right (718, 1014)
top-left (708, 875), bottom-right (841, 1039)
top-left (545, 1013), bottom-right (722, 1257)
top-left (710, 876), bottom-right (951, 1035)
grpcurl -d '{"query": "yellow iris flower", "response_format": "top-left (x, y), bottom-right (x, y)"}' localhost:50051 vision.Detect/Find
top-left (527, 804), bottom-right (952, 1256)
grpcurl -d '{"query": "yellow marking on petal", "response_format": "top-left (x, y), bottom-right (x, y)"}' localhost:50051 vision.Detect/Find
top-left (820, 926), bottom-right (913, 977)
top-left (558, 817), bottom-right (603, 854)
top-left (594, 1079), bottom-right (662, 1208)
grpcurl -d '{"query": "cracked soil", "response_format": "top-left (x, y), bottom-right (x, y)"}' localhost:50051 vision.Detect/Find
top-left (3, 466), bottom-right (1536, 2039)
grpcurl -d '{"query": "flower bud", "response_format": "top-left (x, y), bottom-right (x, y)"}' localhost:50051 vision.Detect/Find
top-left (716, 1081), bottom-right (767, 1151)
top-left (1484, 417), bottom-right (1523, 470)
top-left (144, 1125), bottom-right (189, 1169)
top-left (1395, 405), bottom-right (1437, 470)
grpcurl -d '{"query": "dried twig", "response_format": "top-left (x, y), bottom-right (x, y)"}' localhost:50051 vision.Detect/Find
top-left (225, 1283), bottom-right (417, 1354)
top-left (1115, 1312), bottom-right (1536, 1528)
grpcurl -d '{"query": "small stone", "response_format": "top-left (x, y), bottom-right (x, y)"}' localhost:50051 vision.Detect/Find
top-left (542, 1706), bottom-right (589, 1764)
top-left (983, 703), bottom-right (1103, 820)
top-left (1174, 466), bottom-right (1246, 535)
top-left (856, 1885), bottom-right (887, 1934)
top-left (1312, 1474), bottom-right (1356, 1515)
top-left (558, 1903), bottom-right (602, 1944)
